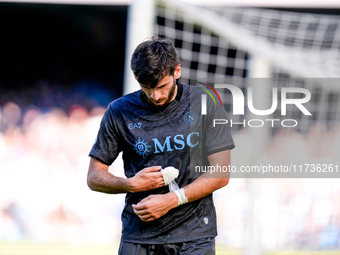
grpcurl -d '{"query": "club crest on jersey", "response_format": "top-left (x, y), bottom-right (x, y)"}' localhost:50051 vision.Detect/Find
top-left (133, 137), bottom-right (151, 158)
top-left (184, 111), bottom-right (199, 125)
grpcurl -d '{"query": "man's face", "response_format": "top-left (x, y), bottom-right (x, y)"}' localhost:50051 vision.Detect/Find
top-left (140, 65), bottom-right (181, 107)
top-left (140, 75), bottom-right (177, 106)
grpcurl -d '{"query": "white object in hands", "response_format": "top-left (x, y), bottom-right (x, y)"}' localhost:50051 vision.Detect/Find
top-left (161, 166), bottom-right (179, 188)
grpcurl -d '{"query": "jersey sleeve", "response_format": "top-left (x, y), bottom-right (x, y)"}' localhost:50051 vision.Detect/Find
top-left (204, 98), bottom-right (235, 156)
top-left (88, 103), bottom-right (122, 165)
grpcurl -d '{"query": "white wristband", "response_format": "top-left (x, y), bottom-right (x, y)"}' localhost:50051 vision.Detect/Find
top-left (173, 188), bottom-right (188, 206)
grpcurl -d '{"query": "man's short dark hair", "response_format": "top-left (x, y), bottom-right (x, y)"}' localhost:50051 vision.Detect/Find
top-left (131, 36), bottom-right (181, 88)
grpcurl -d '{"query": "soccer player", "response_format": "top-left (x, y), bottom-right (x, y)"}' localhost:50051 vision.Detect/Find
top-left (87, 36), bottom-right (234, 254)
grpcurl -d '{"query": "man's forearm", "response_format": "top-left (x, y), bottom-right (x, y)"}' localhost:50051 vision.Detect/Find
top-left (87, 158), bottom-right (165, 194)
top-left (87, 166), bottom-right (133, 194)
top-left (165, 173), bottom-right (229, 210)
top-left (171, 150), bottom-right (231, 207)
top-left (183, 173), bottom-right (229, 203)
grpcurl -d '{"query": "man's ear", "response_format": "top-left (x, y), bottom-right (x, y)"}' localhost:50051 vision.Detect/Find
top-left (174, 64), bottom-right (181, 79)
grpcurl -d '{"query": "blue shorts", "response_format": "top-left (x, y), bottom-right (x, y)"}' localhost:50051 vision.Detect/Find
top-left (118, 237), bottom-right (215, 255)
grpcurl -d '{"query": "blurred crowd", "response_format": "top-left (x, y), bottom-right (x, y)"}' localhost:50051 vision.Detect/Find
top-left (0, 101), bottom-right (340, 251)
top-left (0, 101), bottom-right (125, 244)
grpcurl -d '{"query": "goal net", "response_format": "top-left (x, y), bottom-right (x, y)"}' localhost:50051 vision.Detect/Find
top-left (154, 0), bottom-right (340, 134)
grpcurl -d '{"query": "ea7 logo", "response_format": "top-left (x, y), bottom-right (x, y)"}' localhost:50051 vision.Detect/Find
top-left (201, 84), bottom-right (312, 116)
top-left (128, 123), bottom-right (142, 129)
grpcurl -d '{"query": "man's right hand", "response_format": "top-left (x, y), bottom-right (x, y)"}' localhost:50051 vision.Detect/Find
top-left (128, 166), bottom-right (165, 193)
top-left (88, 158), bottom-right (165, 194)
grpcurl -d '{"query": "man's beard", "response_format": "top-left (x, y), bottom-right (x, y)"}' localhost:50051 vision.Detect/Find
top-left (164, 79), bottom-right (176, 104)
top-left (143, 79), bottom-right (177, 107)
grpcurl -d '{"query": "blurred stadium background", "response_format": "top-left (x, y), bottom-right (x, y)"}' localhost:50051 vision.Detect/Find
top-left (0, 0), bottom-right (340, 254)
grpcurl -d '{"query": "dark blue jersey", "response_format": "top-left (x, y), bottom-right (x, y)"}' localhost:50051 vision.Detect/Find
top-left (89, 83), bottom-right (235, 244)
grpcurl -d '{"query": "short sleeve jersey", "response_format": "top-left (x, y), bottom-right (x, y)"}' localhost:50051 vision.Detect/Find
top-left (89, 83), bottom-right (235, 244)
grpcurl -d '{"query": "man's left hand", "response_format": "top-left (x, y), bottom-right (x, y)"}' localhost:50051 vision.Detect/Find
top-left (132, 192), bottom-right (177, 222)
